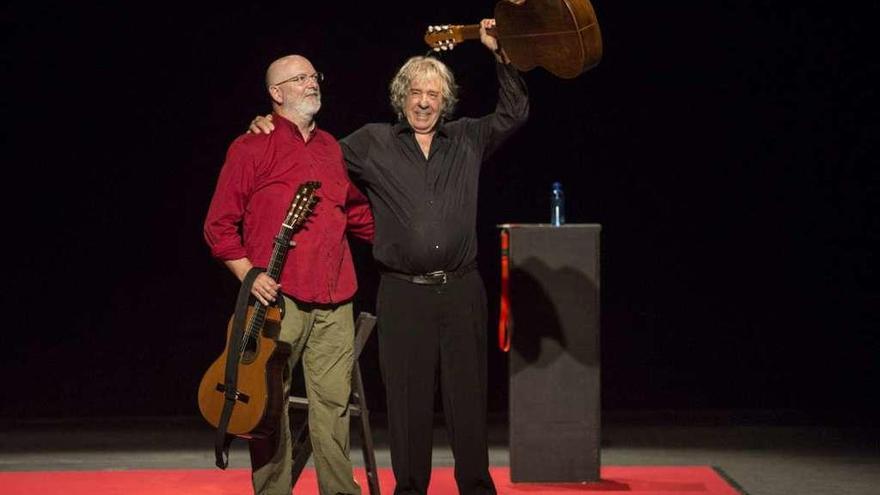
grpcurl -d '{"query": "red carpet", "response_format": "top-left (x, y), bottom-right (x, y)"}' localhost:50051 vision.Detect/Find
top-left (0, 466), bottom-right (743, 495)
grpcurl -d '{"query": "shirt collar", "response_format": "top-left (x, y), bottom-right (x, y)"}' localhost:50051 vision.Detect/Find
top-left (393, 119), bottom-right (449, 138)
top-left (273, 112), bottom-right (320, 143)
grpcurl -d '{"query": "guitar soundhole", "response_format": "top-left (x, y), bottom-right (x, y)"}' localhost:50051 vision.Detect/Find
top-left (242, 335), bottom-right (259, 362)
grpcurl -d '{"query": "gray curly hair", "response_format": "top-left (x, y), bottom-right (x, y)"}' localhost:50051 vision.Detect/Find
top-left (389, 56), bottom-right (459, 121)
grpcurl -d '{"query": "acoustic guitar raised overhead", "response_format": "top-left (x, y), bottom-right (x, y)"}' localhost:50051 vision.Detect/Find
top-left (424, 0), bottom-right (602, 79)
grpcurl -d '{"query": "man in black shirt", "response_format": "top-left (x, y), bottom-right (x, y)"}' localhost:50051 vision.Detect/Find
top-left (249, 18), bottom-right (528, 494)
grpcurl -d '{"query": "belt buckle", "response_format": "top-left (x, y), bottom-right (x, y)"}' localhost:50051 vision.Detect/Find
top-left (426, 270), bottom-right (448, 284)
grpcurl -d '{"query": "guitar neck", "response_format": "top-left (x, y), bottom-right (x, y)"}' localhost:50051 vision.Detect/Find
top-left (425, 24), bottom-right (497, 51)
top-left (457, 24), bottom-right (483, 41)
top-left (265, 226), bottom-right (294, 282)
top-left (238, 180), bottom-right (318, 347)
top-left (451, 24), bottom-right (496, 42)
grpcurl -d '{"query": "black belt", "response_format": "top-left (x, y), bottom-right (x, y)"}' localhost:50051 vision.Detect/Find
top-left (383, 262), bottom-right (476, 285)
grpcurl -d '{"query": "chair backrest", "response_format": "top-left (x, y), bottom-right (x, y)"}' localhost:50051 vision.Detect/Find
top-left (353, 312), bottom-right (377, 360)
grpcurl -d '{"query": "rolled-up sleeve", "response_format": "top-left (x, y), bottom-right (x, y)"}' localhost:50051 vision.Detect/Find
top-left (203, 138), bottom-right (254, 261)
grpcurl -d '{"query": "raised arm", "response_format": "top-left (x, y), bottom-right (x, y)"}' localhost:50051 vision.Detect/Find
top-left (472, 20), bottom-right (530, 159)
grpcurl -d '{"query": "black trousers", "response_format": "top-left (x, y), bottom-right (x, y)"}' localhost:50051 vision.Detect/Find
top-left (377, 269), bottom-right (496, 495)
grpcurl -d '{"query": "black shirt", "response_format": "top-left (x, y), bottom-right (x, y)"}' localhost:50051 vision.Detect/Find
top-left (340, 62), bottom-right (529, 275)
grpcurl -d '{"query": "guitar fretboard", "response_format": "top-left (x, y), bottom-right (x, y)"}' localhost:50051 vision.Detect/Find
top-left (236, 181), bottom-right (319, 356)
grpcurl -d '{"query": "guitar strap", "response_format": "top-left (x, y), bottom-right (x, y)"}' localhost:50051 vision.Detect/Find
top-left (214, 267), bottom-right (264, 469)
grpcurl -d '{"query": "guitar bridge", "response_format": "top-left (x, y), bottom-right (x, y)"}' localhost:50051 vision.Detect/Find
top-left (215, 383), bottom-right (250, 403)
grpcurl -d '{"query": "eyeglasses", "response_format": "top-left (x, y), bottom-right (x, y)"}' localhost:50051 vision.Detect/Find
top-left (271, 72), bottom-right (324, 86)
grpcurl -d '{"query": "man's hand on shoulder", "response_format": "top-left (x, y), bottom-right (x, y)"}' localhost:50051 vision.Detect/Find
top-left (248, 114), bottom-right (275, 134)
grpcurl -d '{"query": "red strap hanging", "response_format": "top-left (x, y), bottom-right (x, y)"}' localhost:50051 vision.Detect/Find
top-left (498, 229), bottom-right (511, 352)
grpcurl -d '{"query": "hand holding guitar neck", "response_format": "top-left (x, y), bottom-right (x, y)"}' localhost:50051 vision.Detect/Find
top-left (478, 18), bottom-right (510, 64)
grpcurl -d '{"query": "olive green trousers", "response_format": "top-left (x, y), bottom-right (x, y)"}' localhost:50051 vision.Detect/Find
top-left (249, 297), bottom-right (361, 495)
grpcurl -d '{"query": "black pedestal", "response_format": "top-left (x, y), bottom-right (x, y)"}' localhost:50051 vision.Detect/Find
top-left (503, 224), bottom-right (601, 482)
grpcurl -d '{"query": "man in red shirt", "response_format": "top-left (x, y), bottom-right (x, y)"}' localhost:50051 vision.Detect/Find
top-left (204, 54), bottom-right (373, 495)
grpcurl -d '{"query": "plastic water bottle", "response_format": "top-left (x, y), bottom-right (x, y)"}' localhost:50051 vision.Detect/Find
top-left (550, 182), bottom-right (565, 226)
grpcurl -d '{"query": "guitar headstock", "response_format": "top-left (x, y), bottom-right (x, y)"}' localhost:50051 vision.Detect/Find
top-left (283, 181), bottom-right (320, 231)
top-left (424, 24), bottom-right (464, 52)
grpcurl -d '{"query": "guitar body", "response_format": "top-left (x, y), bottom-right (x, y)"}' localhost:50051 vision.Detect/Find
top-left (496, 0), bottom-right (602, 78)
top-left (198, 305), bottom-right (290, 438)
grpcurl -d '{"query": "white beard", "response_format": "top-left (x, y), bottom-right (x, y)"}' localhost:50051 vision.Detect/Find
top-left (295, 93), bottom-right (321, 118)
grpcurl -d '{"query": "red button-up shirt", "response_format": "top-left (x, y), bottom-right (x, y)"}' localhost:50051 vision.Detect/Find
top-left (204, 114), bottom-right (374, 304)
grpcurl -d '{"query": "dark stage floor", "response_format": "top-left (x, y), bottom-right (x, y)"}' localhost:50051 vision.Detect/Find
top-left (1, 411), bottom-right (877, 495)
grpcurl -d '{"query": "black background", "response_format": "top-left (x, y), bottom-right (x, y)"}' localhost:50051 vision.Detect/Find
top-left (3, 1), bottom-right (877, 420)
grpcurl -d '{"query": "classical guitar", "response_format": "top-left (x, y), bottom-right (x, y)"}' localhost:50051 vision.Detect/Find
top-left (424, 0), bottom-right (602, 79)
top-left (198, 181), bottom-right (320, 439)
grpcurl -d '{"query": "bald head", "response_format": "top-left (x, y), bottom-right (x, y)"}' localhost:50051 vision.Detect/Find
top-left (266, 55), bottom-right (314, 87)
top-left (266, 54), bottom-right (322, 125)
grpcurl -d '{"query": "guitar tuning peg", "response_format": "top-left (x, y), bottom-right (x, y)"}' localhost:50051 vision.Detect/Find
top-left (434, 47), bottom-right (441, 52)
top-left (443, 25), bottom-right (450, 30)
top-left (428, 25), bottom-right (434, 32)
